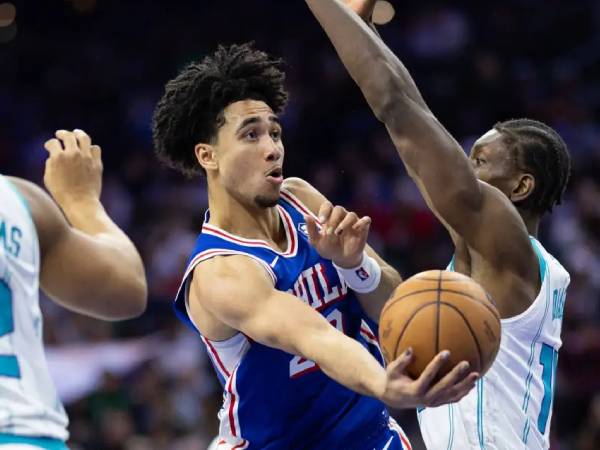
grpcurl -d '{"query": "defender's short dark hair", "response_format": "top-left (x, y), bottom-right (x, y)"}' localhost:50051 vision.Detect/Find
top-left (152, 43), bottom-right (288, 176)
top-left (494, 118), bottom-right (571, 215)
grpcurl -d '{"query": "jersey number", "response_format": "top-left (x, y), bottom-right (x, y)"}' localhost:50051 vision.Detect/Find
top-left (289, 309), bottom-right (344, 379)
top-left (537, 343), bottom-right (558, 434)
top-left (0, 279), bottom-right (20, 378)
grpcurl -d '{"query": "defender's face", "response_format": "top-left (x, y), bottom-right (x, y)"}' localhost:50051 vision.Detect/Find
top-left (469, 129), bottom-right (518, 198)
top-left (214, 100), bottom-right (284, 208)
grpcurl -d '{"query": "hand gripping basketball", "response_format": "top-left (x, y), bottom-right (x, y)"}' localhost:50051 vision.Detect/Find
top-left (381, 347), bottom-right (479, 409)
top-left (304, 201), bottom-right (371, 268)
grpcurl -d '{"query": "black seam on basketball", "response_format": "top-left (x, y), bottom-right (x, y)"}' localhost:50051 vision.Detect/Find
top-left (392, 302), bottom-right (438, 360)
top-left (439, 289), bottom-right (501, 321)
top-left (381, 289), bottom-right (443, 316)
top-left (436, 271), bottom-right (442, 355)
top-left (439, 302), bottom-right (483, 373)
top-left (414, 276), bottom-right (466, 282)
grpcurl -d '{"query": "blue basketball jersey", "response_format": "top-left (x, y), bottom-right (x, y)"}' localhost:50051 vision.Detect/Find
top-left (174, 189), bottom-right (411, 450)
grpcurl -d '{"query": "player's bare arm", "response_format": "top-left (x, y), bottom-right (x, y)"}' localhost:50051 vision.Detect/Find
top-left (306, 0), bottom-right (540, 318)
top-left (283, 177), bottom-right (401, 322)
top-left (188, 255), bottom-right (476, 409)
top-left (8, 129), bottom-right (147, 320)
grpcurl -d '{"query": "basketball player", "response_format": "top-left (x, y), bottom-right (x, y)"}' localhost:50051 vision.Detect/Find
top-left (152, 41), bottom-right (478, 450)
top-left (305, 0), bottom-right (571, 448)
top-left (1, 129), bottom-right (147, 449)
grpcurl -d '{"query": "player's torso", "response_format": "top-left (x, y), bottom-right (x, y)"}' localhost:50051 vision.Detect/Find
top-left (418, 238), bottom-right (570, 449)
top-left (0, 176), bottom-right (69, 443)
top-left (174, 189), bottom-right (390, 450)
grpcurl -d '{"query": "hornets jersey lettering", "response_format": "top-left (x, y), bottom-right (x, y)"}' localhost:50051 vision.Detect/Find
top-left (0, 175), bottom-right (69, 442)
top-left (418, 238), bottom-right (570, 449)
top-left (174, 189), bottom-right (411, 450)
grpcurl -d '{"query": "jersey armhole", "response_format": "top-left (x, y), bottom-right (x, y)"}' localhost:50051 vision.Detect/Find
top-left (500, 240), bottom-right (550, 328)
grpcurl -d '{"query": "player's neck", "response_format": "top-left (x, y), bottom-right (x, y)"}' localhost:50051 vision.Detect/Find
top-left (517, 207), bottom-right (540, 238)
top-left (207, 187), bottom-right (282, 243)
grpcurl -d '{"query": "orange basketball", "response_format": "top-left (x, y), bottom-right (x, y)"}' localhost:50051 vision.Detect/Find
top-left (379, 270), bottom-right (501, 380)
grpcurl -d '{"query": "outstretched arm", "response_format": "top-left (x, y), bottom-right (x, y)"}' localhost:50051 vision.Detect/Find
top-left (9, 129), bottom-right (147, 320)
top-left (189, 255), bottom-right (476, 408)
top-left (306, 0), bottom-right (539, 317)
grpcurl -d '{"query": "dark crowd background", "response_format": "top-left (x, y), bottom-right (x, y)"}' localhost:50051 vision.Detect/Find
top-left (1, 1), bottom-right (600, 449)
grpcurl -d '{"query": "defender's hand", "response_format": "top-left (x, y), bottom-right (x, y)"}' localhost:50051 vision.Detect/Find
top-left (43, 129), bottom-right (103, 210)
top-left (343, 0), bottom-right (378, 22)
top-left (380, 348), bottom-right (479, 409)
top-left (305, 202), bottom-right (371, 268)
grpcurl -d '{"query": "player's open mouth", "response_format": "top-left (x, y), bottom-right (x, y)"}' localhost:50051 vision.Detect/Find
top-left (265, 167), bottom-right (283, 184)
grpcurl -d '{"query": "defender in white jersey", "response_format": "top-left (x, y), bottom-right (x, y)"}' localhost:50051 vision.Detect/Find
top-left (305, 1), bottom-right (571, 448)
top-left (418, 240), bottom-right (570, 449)
top-left (1, 129), bottom-right (146, 449)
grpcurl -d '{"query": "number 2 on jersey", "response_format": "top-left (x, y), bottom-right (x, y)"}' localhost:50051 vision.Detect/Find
top-left (290, 309), bottom-right (344, 378)
top-left (0, 279), bottom-right (20, 378)
top-left (538, 343), bottom-right (558, 434)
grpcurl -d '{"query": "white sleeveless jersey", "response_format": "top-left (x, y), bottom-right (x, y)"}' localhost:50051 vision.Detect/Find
top-left (0, 175), bottom-right (68, 441)
top-left (418, 238), bottom-right (569, 449)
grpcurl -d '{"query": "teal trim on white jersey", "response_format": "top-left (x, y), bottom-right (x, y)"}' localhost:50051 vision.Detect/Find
top-left (0, 433), bottom-right (68, 449)
top-left (477, 378), bottom-right (485, 449)
top-left (446, 404), bottom-right (455, 450)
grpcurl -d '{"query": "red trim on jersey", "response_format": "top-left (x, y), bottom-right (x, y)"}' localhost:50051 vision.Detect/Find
top-left (290, 363), bottom-right (321, 379)
top-left (202, 337), bottom-right (231, 378)
top-left (232, 441), bottom-right (248, 449)
top-left (201, 205), bottom-right (297, 257)
top-left (226, 372), bottom-right (238, 437)
top-left (278, 205), bottom-right (297, 255)
top-left (399, 432), bottom-right (412, 450)
top-left (280, 189), bottom-right (321, 224)
top-left (360, 326), bottom-right (377, 341)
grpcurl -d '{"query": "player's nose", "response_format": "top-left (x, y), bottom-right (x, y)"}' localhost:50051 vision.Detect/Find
top-left (265, 141), bottom-right (283, 162)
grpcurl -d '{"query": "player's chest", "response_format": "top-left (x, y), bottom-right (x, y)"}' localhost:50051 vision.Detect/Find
top-left (275, 251), bottom-right (349, 311)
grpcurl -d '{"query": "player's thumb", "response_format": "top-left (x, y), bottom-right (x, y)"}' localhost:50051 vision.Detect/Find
top-left (305, 215), bottom-right (320, 244)
top-left (387, 347), bottom-right (414, 378)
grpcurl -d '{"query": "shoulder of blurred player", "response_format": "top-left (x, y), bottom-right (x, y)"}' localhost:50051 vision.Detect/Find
top-left (6, 176), bottom-right (70, 256)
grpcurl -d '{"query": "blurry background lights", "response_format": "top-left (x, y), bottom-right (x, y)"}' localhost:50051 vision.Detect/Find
top-left (373, 0), bottom-right (395, 26)
top-left (0, 2), bottom-right (16, 43)
top-left (0, 2), bottom-right (16, 27)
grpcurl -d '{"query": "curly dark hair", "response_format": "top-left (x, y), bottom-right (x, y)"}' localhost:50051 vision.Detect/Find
top-left (494, 118), bottom-right (571, 215)
top-left (152, 43), bottom-right (288, 176)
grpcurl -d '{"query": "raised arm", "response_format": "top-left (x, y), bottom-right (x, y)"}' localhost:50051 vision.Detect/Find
top-left (306, 0), bottom-right (539, 316)
top-left (9, 129), bottom-right (147, 320)
top-left (188, 255), bottom-right (476, 408)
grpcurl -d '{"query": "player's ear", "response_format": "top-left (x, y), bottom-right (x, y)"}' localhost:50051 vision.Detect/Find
top-left (195, 143), bottom-right (218, 172)
top-left (510, 173), bottom-right (535, 203)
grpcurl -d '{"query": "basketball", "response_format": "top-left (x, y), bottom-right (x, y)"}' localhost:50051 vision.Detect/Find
top-left (379, 270), bottom-right (501, 380)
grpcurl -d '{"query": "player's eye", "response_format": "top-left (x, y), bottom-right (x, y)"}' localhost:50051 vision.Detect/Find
top-left (244, 130), bottom-right (258, 140)
top-left (270, 129), bottom-right (282, 141)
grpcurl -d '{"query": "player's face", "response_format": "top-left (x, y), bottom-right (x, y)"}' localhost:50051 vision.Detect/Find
top-left (469, 129), bottom-right (522, 199)
top-left (213, 100), bottom-right (284, 208)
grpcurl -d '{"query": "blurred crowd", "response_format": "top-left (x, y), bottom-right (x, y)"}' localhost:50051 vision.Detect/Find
top-left (1, 1), bottom-right (600, 449)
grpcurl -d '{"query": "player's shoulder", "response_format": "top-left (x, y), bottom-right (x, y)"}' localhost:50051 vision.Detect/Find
top-left (192, 254), bottom-right (274, 289)
top-left (281, 177), bottom-right (327, 214)
top-left (6, 176), bottom-right (57, 218)
top-left (6, 176), bottom-right (69, 253)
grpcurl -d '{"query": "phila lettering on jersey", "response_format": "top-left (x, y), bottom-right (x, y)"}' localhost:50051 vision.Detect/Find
top-left (174, 188), bottom-right (411, 450)
top-left (0, 175), bottom-right (69, 445)
top-left (418, 237), bottom-right (570, 450)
